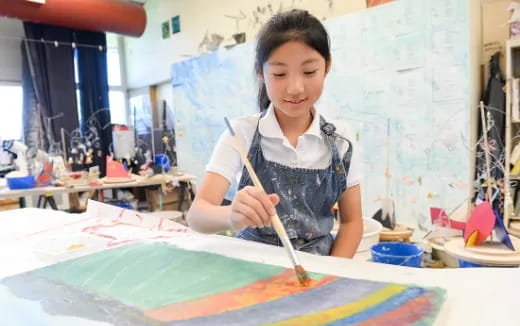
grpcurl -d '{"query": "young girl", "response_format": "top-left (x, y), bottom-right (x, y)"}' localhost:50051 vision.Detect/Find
top-left (187, 9), bottom-right (363, 258)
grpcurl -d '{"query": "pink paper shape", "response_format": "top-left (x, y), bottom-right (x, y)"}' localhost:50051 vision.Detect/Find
top-left (463, 201), bottom-right (495, 245)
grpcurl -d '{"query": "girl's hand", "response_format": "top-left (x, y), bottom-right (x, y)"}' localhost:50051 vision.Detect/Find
top-left (229, 186), bottom-right (280, 229)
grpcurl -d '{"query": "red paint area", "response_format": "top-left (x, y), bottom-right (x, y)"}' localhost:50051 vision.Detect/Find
top-left (144, 269), bottom-right (337, 322)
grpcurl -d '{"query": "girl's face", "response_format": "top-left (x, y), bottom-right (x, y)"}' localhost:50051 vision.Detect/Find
top-left (261, 40), bottom-right (329, 119)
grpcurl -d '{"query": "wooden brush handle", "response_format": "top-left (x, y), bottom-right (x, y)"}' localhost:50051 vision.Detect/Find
top-left (230, 134), bottom-right (300, 267)
top-left (231, 137), bottom-right (289, 238)
top-left (231, 136), bottom-right (263, 188)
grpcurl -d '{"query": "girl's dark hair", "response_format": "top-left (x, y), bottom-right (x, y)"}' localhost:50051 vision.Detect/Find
top-left (255, 9), bottom-right (331, 111)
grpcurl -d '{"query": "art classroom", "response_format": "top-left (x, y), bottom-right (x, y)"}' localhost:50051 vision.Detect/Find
top-left (0, 0), bottom-right (519, 324)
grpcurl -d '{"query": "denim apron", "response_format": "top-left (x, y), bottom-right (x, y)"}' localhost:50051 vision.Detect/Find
top-left (236, 115), bottom-right (352, 255)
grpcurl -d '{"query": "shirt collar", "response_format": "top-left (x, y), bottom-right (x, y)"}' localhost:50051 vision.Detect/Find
top-left (258, 104), bottom-right (321, 139)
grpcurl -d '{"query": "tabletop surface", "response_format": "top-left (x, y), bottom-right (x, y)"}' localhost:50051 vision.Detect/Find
top-left (0, 203), bottom-right (518, 326)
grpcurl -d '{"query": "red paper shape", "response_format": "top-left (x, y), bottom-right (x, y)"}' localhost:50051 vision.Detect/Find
top-left (106, 156), bottom-right (130, 178)
top-left (463, 201), bottom-right (495, 246)
top-left (430, 207), bottom-right (466, 230)
top-left (37, 161), bottom-right (53, 186)
top-left (430, 207), bottom-right (448, 225)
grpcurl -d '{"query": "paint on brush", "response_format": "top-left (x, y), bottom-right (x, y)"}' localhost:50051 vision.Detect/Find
top-left (295, 265), bottom-right (312, 287)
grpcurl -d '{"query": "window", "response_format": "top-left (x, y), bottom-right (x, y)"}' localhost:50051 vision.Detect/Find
top-left (0, 85), bottom-right (23, 140)
top-left (106, 34), bottom-right (127, 125)
top-left (108, 90), bottom-right (126, 124)
top-left (107, 48), bottom-right (122, 87)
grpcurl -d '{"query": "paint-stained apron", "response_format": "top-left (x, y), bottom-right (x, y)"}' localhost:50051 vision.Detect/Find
top-left (236, 115), bottom-right (352, 255)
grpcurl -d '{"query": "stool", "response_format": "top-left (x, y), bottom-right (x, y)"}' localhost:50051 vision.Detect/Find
top-left (37, 193), bottom-right (58, 210)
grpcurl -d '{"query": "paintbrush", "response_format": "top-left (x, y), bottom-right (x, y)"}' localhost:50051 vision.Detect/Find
top-left (224, 117), bottom-right (311, 287)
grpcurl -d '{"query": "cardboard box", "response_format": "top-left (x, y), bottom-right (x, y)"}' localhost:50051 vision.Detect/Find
top-left (0, 198), bottom-right (19, 211)
top-left (147, 187), bottom-right (192, 211)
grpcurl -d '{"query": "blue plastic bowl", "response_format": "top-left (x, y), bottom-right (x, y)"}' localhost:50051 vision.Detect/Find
top-left (458, 259), bottom-right (484, 268)
top-left (371, 242), bottom-right (423, 268)
top-left (7, 175), bottom-right (35, 190)
top-left (113, 202), bottom-right (133, 209)
top-left (458, 259), bottom-right (517, 268)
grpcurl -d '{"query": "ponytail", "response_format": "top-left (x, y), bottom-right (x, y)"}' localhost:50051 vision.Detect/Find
top-left (257, 82), bottom-right (270, 112)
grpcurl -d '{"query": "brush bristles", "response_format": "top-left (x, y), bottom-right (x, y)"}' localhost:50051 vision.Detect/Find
top-left (294, 265), bottom-right (311, 287)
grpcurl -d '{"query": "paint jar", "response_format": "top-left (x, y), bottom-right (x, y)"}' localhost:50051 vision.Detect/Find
top-left (371, 242), bottom-right (423, 268)
top-left (155, 154), bottom-right (170, 173)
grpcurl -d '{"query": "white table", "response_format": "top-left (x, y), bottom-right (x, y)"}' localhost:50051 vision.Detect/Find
top-left (0, 174), bottom-right (196, 199)
top-left (0, 205), bottom-right (518, 326)
top-left (0, 174), bottom-right (196, 209)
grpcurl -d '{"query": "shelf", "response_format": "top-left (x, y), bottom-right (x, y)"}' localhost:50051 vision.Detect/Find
top-left (508, 38), bottom-right (520, 49)
top-left (509, 221), bottom-right (520, 238)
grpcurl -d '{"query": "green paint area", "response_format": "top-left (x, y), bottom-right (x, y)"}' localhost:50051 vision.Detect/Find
top-left (35, 242), bottom-right (327, 310)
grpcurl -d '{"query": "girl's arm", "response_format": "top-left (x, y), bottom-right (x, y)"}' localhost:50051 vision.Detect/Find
top-left (330, 184), bottom-right (363, 258)
top-left (186, 172), bottom-right (278, 234)
top-left (186, 172), bottom-right (233, 233)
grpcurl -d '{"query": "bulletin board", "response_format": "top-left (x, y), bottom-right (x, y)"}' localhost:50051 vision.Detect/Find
top-left (171, 0), bottom-right (471, 226)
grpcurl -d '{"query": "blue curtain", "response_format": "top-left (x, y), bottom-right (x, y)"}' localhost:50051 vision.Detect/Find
top-left (22, 22), bottom-right (79, 150)
top-left (74, 31), bottom-right (112, 176)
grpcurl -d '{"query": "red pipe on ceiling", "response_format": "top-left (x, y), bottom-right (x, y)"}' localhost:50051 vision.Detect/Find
top-left (0, 0), bottom-right (146, 37)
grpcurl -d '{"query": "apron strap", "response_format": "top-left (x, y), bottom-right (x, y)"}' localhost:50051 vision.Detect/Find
top-left (319, 115), bottom-right (353, 177)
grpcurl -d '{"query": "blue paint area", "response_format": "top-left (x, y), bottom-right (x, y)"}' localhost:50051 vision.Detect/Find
top-left (171, 278), bottom-right (389, 326)
top-left (326, 287), bottom-right (426, 326)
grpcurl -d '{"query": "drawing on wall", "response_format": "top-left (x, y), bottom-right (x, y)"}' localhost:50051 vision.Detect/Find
top-left (171, 0), bottom-right (471, 227)
top-left (198, 31), bottom-right (225, 54)
top-left (0, 242), bottom-right (445, 325)
top-left (172, 15), bottom-right (181, 34)
top-left (246, 0), bottom-right (330, 28)
top-left (161, 21), bottom-right (170, 39)
top-left (209, 1), bottom-right (333, 54)
top-left (224, 10), bottom-right (247, 47)
top-left (233, 32), bottom-right (246, 44)
top-left (225, 10), bottom-right (247, 32)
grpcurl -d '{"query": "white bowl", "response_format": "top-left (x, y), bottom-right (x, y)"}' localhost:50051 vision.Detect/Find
top-left (357, 218), bottom-right (383, 252)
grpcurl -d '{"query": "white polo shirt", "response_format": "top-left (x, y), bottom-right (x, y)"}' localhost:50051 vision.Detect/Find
top-left (206, 105), bottom-right (362, 191)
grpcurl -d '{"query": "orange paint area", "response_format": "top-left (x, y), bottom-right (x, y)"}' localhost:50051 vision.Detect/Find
top-left (464, 231), bottom-right (479, 247)
top-left (144, 269), bottom-right (338, 322)
top-left (66, 244), bottom-right (85, 251)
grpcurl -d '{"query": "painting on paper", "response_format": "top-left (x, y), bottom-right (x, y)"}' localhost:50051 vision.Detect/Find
top-left (0, 242), bottom-right (445, 325)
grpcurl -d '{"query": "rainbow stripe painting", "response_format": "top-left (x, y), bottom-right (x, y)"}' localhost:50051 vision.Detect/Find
top-left (0, 242), bottom-right (445, 325)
